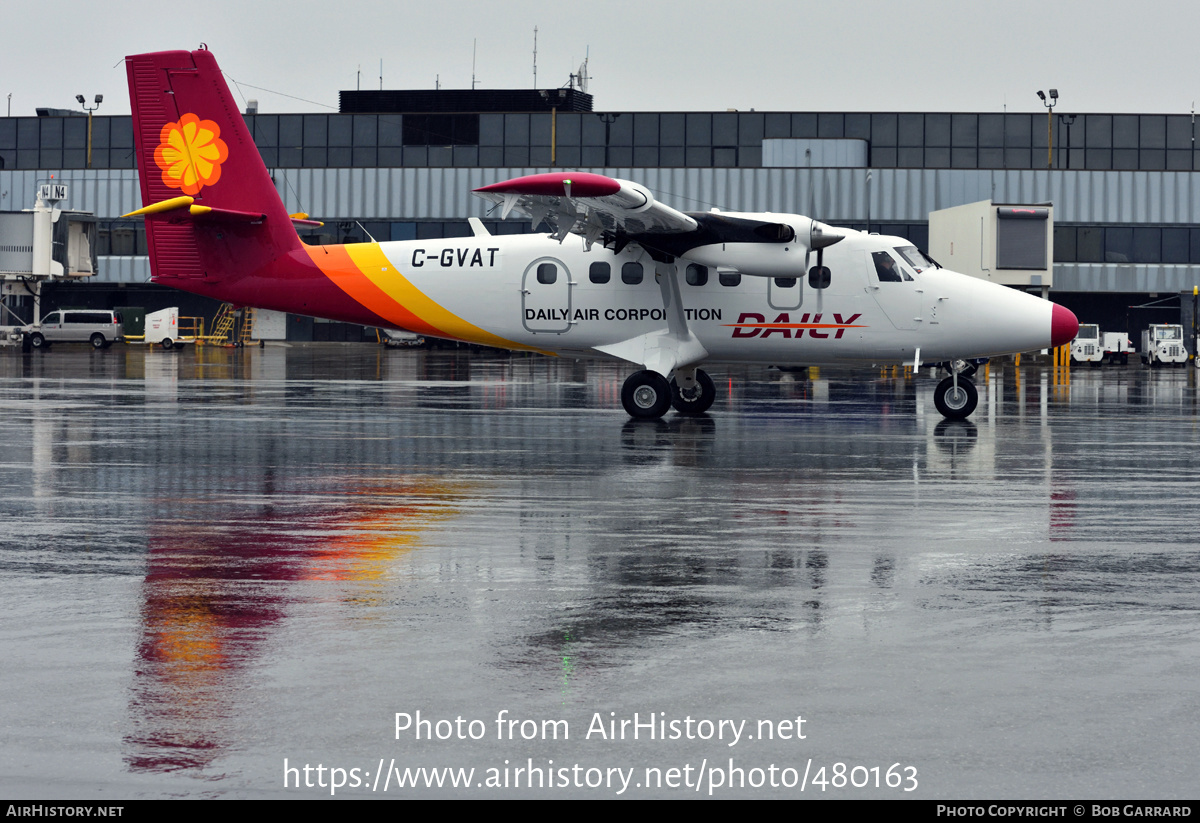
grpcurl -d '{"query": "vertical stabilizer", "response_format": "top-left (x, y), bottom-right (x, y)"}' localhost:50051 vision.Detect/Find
top-left (125, 49), bottom-right (300, 282)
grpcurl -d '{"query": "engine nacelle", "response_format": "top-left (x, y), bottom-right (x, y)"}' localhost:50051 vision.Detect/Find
top-left (684, 242), bottom-right (807, 278)
top-left (681, 216), bottom-right (845, 277)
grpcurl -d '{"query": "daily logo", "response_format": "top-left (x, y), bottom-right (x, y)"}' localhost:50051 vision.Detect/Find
top-left (154, 113), bottom-right (229, 195)
top-left (726, 312), bottom-right (865, 339)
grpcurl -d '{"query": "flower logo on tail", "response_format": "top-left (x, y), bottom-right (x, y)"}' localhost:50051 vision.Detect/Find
top-left (154, 113), bottom-right (229, 195)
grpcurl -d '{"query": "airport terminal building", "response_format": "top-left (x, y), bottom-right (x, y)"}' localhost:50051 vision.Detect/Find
top-left (3, 92), bottom-right (1199, 339)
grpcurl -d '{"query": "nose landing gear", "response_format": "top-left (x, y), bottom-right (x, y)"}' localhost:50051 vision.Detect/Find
top-left (933, 360), bottom-right (981, 420)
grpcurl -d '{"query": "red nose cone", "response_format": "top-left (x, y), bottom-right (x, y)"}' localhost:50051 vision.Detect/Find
top-left (1051, 304), bottom-right (1079, 348)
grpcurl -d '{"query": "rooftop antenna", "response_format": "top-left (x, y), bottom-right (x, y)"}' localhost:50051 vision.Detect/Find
top-left (436, 74), bottom-right (440, 91)
top-left (570, 47), bottom-right (590, 94)
top-left (356, 64), bottom-right (361, 91)
top-left (532, 26), bottom-right (538, 88)
top-left (379, 59), bottom-right (383, 90)
top-left (472, 38), bottom-right (478, 90)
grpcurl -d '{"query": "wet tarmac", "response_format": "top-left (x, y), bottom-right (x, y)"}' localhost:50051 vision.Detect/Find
top-left (1, 343), bottom-right (1198, 799)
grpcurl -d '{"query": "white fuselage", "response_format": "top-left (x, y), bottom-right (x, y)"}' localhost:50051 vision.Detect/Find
top-left (369, 222), bottom-right (1057, 366)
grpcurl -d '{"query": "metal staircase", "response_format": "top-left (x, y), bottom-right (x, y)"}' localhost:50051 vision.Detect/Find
top-left (206, 304), bottom-right (237, 346)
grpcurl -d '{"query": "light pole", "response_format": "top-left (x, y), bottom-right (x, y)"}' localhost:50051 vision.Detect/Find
top-left (76, 93), bottom-right (102, 168)
top-left (1036, 89), bottom-right (1057, 168)
top-left (1059, 113), bottom-right (1076, 170)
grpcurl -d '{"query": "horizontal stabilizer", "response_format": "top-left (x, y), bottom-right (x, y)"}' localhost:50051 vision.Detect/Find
top-left (123, 199), bottom-right (265, 224)
top-left (188, 205), bottom-right (266, 223)
top-left (122, 196), bottom-right (195, 217)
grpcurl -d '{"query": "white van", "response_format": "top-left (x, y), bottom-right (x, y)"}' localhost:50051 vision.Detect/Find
top-left (25, 310), bottom-right (125, 349)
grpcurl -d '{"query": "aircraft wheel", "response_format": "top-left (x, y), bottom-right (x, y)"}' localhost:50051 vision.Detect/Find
top-left (621, 370), bottom-right (672, 419)
top-left (670, 369), bottom-right (716, 415)
top-left (934, 375), bottom-right (978, 420)
top-left (90, 333), bottom-right (106, 349)
top-left (161, 338), bottom-right (174, 350)
top-left (29, 333), bottom-right (46, 350)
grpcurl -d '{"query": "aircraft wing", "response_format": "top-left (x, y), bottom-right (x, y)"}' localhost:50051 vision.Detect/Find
top-left (473, 172), bottom-right (698, 247)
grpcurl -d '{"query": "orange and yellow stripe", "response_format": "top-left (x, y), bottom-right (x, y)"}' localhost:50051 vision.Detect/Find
top-left (305, 243), bottom-right (551, 353)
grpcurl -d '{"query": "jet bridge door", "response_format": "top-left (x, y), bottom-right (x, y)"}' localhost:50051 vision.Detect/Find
top-left (521, 256), bottom-right (573, 334)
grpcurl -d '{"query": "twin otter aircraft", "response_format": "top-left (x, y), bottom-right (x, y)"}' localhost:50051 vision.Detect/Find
top-left (124, 48), bottom-right (1078, 420)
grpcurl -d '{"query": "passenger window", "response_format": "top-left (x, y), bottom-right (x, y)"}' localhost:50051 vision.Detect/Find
top-left (537, 263), bottom-right (557, 284)
top-left (808, 266), bottom-right (831, 289)
top-left (686, 264), bottom-right (708, 286)
top-left (872, 251), bottom-right (908, 282)
top-left (621, 262), bottom-right (643, 285)
top-left (589, 261), bottom-right (611, 284)
top-left (719, 271), bottom-right (741, 287)
top-left (773, 277), bottom-right (797, 289)
top-left (44, 312), bottom-right (61, 324)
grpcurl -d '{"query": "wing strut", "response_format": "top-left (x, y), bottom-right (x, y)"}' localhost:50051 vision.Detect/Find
top-left (593, 261), bottom-right (708, 377)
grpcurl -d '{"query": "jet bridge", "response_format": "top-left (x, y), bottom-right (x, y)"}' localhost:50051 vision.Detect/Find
top-left (928, 200), bottom-right (1054, 298)
top-left (0, 183), bottom-right (98, 340)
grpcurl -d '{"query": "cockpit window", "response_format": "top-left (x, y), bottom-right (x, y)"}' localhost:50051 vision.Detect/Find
top-left (895, 246), bottom-right (934, 273)
top-left (872, 251), bottom-right (911, 282)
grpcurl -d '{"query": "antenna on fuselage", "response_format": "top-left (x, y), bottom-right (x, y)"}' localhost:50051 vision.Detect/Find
top-left (355, 221), bottom-right (376, 243)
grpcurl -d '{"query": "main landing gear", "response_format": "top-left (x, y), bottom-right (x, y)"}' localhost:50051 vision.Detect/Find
top-left (621, 368), bottom-right (716, 418)
top-left (933, 360), bottom-right (980, 420)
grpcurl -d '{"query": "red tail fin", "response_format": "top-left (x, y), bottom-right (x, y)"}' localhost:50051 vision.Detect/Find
top-left (125, 49), bottom-right (300, 283)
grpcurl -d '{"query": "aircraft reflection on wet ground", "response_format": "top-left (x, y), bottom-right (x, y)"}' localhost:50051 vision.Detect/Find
top-left (2, 344), bottom-right (1199, 798)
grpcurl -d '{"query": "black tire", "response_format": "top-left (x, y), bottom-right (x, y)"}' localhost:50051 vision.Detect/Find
top-left (28, 332), bottom-right (46, 350)
top-left (934, 375), bottom-right (978, 420)
top-left (1120, 353), bottom-right (1129, 366)
top-left (621, 370), bottom-right (672, 419)
top-left (670, 369), bottom-right (716, 415)
top-left (161, 338), bottom-right (174, 350)
top-left (90, 333), bottom-right (106, 349)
